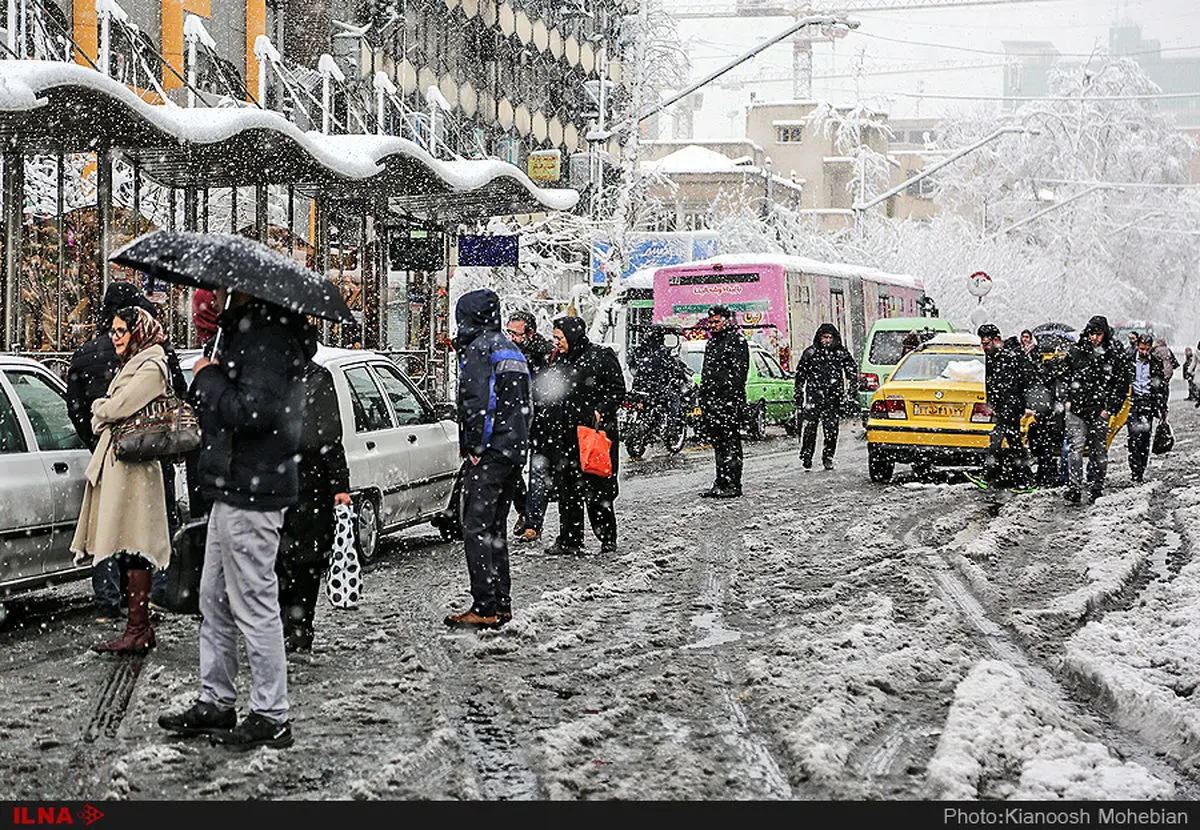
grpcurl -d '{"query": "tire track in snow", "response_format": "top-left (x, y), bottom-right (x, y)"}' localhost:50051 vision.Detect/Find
top-left (900, 498), bottom-right (1199, 796)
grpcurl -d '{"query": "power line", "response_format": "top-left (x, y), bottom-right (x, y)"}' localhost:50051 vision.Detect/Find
top-left (854, 30), bottom-right (1200, 59)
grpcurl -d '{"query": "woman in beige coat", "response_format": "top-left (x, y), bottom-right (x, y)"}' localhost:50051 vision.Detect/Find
top-left (71, 305), bottom-right (173, 654)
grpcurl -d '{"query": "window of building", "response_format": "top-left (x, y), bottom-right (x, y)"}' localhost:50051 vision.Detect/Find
top-left (776, 126), bottom-right (804, 144)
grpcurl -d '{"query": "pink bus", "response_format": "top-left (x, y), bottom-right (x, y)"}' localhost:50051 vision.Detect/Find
top-left (652, 254), bottom-right (931, 367)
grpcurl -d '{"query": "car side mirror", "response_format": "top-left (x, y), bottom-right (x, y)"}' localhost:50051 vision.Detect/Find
top-left (433, 402), bottom-right (457, 422)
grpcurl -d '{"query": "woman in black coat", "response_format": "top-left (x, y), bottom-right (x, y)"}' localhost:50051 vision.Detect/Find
top-left (276, 331), bottom-right (351, 653)
top-left (540, 316), bottom-right (626, 555)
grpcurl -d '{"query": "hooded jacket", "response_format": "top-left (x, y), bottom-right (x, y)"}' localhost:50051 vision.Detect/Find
top-left (793, 323), bottom-right (857, 411)
top-left (190, 300), bottom-right (309, 510)
top-left (454, 288), bottom-right (532, 466)
top-left (539, 315), bottom-right (626, 467)
top-left (1065, 315), bottom-right (1132, 420)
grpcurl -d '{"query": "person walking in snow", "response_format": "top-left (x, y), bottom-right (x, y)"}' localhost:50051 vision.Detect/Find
top-left (1152, 336), bottom-right (1178, 414)
top-left (977, 324), bottom-right (1035, 488)
top-left (1062, 315), bottom-right (1132, 504)
top-left (539, 316), bottom-right (626, 554)
top-left (1183, 346), bottom-right (1197, 402)
top-left (443, 289), bottom-right (532, 630)
top-left (793, 323), bottom-right (857, 471)
top-left (699, 305), bottom-right (749, 497)
top-left (1126, 333), bottom-right (1166, 484)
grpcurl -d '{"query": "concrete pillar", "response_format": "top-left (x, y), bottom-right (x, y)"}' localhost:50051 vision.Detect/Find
top-left (2, 153), bottom-right (24, 351)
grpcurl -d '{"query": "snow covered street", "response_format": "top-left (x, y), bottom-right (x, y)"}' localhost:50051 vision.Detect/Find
top-left (3, 384), bottom-right (1200, 802)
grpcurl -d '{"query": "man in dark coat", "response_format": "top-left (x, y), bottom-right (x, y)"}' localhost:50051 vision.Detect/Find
top-left (159, 288), bottom-right (307, 750)
top-left (446, 289), bottom-right (532, 629)
top-left (978, 324), bottom-right (1034, 488)
top-left (1127, 333), bottom-right (1167, 484)
top-left (65, 281), bottom-right (167, 620)
top-left (1062, 315), bottom-right (1132, 504)
top-left (793, 323), bottom-right (857, 471)
top-left (505, 310), bottom-right (554, 541)
top-left (699, 305), bottom-right (749, 498)
top-left (276, 328), bottom-right (351, 653)
top-left (541, 315), bottom-right (626, 555)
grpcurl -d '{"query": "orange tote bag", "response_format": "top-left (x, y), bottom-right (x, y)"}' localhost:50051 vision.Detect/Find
top-left (577, 425), bottom-right (614, 478)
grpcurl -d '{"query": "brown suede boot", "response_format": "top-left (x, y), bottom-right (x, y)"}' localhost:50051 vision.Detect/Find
top-left (93, 568), bottom-right (156, 654)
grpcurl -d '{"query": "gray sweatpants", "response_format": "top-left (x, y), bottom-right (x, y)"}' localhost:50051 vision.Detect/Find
top-left (1065, 409), bottom-right (1110, 494)
top-left (198, 501), bottom-right (289, 723)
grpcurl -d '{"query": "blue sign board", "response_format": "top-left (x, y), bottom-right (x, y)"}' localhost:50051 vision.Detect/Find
top-left (458, 234), bottom-right (519, 267)
top-left (591, 232), bottom-right (720, 286)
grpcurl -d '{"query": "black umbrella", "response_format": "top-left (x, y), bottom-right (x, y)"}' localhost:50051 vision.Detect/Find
top-left (110, 230), bottom-right (355, 323)
top-left (1031, 322), bottom-right (1076, 353)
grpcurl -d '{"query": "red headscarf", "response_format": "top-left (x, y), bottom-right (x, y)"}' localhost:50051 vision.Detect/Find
top-left (192, 289), bottom-right (220, 344)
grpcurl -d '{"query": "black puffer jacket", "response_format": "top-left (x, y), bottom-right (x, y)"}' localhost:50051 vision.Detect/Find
top-left (793, 323), bottom-right (857, 412)
top-left (282, 330), bottom-right (351, 561)
top-left (1065, 315), bottom-right (1133, 421)
top-left (540, 316), bottom-right (626, 470)
top-left (700, 324), bottom-right (749, 428)
top-left (190, 301), bottom-right (309, 511)
top-left (454, 289), bottom-right (532, 466)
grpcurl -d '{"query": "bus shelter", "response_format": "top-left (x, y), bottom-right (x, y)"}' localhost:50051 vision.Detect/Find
top-left (0, 59), bottom-right (578, 396)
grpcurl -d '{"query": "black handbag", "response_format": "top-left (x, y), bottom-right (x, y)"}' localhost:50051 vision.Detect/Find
top-left (1152, 420), bottom-right (1175, 455)
top-left (161, 518), bottom-right (206, 615)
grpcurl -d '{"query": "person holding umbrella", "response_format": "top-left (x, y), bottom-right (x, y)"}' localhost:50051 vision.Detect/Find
top-left (117, 231), bottom-right (354, 750)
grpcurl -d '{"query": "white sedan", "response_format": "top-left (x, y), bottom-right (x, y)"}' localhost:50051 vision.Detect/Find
top-left (181, 346), bottom-right (459, 560)
top-left (0, 355), bottom-right (92, 601)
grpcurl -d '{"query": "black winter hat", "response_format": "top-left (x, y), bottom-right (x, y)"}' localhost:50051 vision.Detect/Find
top-left (708, 305), bottom-right (733, 320)
top-left (976, 323), bottom-right (1001, 340)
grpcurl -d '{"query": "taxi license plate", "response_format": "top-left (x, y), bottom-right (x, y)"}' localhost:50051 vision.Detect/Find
top-left (913, 401), bottom-right (964, 418)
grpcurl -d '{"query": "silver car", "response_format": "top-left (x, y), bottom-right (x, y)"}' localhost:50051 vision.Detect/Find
top-left (181, 346), bottom-right (460, 560)
top-left (0, 355), bottom-right (92, 600)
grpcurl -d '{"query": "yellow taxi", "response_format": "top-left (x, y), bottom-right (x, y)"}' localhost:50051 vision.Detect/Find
top-left (865, 332), bottom-right (1025, 483)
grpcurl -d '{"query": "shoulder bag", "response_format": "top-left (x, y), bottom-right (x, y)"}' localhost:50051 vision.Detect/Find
top-left (111, 362), bottom-right (202, 462)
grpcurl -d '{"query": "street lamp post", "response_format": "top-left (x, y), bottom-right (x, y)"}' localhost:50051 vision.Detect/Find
top-left (852, 126), bottom-right (1030, 236)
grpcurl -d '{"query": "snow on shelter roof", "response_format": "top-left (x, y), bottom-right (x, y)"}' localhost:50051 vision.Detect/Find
top-left (0, 60), bottom-right (577, 219)
top-left (657, 253), bottom-right (921, 290)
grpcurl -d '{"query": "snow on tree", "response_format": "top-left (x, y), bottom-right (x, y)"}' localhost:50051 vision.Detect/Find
top-left (712, 55), bottom-right (1200, 342)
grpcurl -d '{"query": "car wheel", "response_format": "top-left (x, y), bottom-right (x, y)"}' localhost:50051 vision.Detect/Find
top-left (747, 402), bottom-right (767, 441)
top-left (868, 445), bottom-right (894, 483)
top-left (355, 494), bottom-right (381, 562)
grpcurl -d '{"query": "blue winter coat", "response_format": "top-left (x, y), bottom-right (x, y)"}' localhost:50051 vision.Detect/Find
top-left (454, 289), bottom-right (532, 466)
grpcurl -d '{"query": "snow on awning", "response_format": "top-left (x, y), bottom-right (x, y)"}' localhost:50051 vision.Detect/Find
top-left (0, 60), bottom-right (577, 221)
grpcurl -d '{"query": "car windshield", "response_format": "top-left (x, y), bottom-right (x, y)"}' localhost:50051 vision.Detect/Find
top-left (868, 331), bottom-right (911, 365)
top-left (890, 352), bottom-right (985, 383)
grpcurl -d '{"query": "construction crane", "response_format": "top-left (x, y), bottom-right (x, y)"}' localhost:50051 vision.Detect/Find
top-left (664, 0), bottom-right (1066, 98)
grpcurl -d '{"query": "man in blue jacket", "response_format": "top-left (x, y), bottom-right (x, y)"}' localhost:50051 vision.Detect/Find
top-left (446, 288), bottom-right (532, 630)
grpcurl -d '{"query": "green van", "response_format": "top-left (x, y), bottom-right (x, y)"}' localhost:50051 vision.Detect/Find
top-left (857, 316), bottom-right (956, 418)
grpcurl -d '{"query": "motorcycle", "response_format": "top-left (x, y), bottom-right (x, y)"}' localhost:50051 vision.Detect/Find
top-left (619, 384), bottom-right (694, 460)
